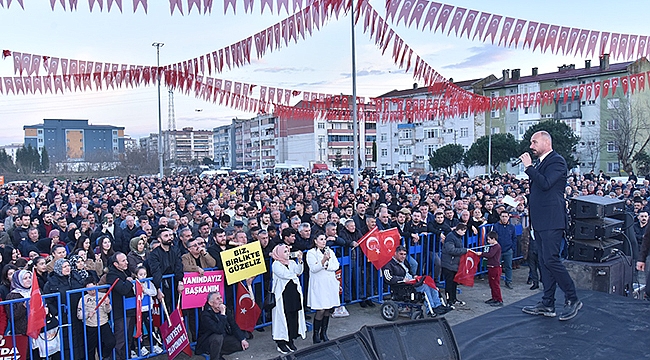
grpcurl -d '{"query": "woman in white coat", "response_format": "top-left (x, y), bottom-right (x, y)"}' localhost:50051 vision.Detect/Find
top-left (306, 233), bottom-right (340, 344)
top-left (271, 244), bottom-right (306, 354)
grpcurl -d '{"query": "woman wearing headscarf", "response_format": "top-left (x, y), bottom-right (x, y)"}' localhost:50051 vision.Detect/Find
top-left (44, 259), bottom-right (85, 359)
top-left (306, 234), bottom-right (340, 344)
top-left (271, 244), bottom-right (306, 354)
top-left (4, 270), bottom-right (32, 335)
top-left (127, 235), bottom-right (148, 276)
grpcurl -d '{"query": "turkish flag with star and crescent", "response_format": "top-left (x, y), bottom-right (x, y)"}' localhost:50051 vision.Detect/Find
top-left (358, 227), bottom-right (399, 270)
top-left (454, 251), bottom-right (481, 287)
top-left (235, 282), bottom-right (261, 333)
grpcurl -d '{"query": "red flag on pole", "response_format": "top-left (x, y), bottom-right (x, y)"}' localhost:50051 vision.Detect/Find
top-left (358, 227), bottom-right (399, 270)
top-left (134, 280), bottom-right (143, 338)
top-left (26, 269), bottom-right (46, 339)
top-left (235, 282), bottom-right (262, 333)
top-left (454, 252), bottom-right (480, 287)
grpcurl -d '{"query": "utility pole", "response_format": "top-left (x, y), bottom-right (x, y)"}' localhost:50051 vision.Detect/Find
top-left (350, 3), bottom-right (359, 192)
top-left (152, 42), bottom-right (164, 178)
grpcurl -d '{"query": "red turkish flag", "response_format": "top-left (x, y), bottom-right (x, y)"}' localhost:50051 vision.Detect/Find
top-left (498, 17), bottom-right (514, 46)
top-left (434, 4), bottom-right (453, 33)
top-left (637, 36), bottom-right (648, 59)
top-left (235, 282), bottom-right (262, 333)
top-left (523, 21), bottom-right (538, 49)
top-left (618, 34), bottom-right (629, 60)
top-left (484, 14), bottom-right (502, 44)
top-left (472, 12), bottom-right (490, 41)
top-left (359, 227), bottom-right (399, 271)
top-left (611, 77), bottom-right (619, 96)
top-left (134, 280), bottom-right (143, 338)
top-left (640, 73), bottom-right (647, 92)
top-left (585, 83), bottom-right (592, 100)
top-left (447, 7), bottom-right (465, 36)
top-left (593, 81), bottom-right (601, 98)
top-left (586, 30), bottom-right (599, 58)
top-left (26, 269), bottom-right (46, 339)
top-left (460, 9), bottom-right (478, 39)
top-left (395, 0), bottom-right (414, 26)
top-left (555, 26), bottom-right (570, 54)
top-left (609, 33), bottom-right (620, 58)
top-left (408, 0), bottom-right (428, 28)
top-left (509, 19), bottom-right (527, 48)
top-left (533, 23), bottom-right (548, 52)
top-left (544, 25), bottom-right (559, 53)
top-left (600, 32), bottom-right (610, 55)
top-left (574, 29), bottom-right (589, 56)
top-left (602, 79), bottom-right (610, 97)
top-left (422, 1), bottom-right (442, 31)
top-left (454, 252), bottom-right (480, 287)
top-left (621, 76), bottom-right (629, 95)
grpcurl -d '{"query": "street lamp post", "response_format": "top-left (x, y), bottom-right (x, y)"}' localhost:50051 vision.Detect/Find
top-left (152, 42), bottom-right (164, 178)
top-left (350, 2), bottom-right (359, 192)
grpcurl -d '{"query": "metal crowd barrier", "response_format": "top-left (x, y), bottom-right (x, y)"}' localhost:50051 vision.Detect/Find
top-left (1, 219), bottom-right (529, 360)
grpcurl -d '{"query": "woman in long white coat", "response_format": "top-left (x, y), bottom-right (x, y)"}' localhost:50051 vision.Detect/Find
top-left (271, 244), bottom-right (306, 354)
top-left (306, 233), bottom-right (340, 344)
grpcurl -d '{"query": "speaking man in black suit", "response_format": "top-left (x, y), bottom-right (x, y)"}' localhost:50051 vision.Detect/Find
top-left (519, 131), bottom-right (582, 321)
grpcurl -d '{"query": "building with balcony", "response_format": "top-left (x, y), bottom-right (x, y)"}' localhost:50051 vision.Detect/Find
top-left (213, 124), bottom-right (232, 168)
top-left (162, 127), bottom-right (213, 165)
top-left (24, 119), bottom-right (125, 162)
top-left (376, 77), bottom-right (495, 175)
top-left (483, 55), bottom-right (650, 174)
top-left (229, 115), bottom-right (277, 170)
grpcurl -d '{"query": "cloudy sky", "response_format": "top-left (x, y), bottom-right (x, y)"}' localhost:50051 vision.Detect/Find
top-left (0, 0), bottom-right (648, 144)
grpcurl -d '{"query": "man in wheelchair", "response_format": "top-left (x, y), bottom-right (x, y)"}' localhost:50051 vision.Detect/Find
top-left (382, 246), bottom-right (452, 317)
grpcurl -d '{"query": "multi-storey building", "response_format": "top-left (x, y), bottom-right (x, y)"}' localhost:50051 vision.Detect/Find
top-left (164, 127), bottom-right (213, 165)
top-left (376, 77), bottom-right (495, 175)
top-left (230, 115), bottom-right (277, 170)
top-left (483, 55), bottom-right (650, 174)
top-left (24, 119), bottom-right (125, 162)
top-left (213, 124), bottom-right (232, 168)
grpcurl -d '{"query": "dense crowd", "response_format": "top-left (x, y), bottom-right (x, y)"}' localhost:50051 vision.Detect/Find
top-left (0, 168), bottom-right (648, 359)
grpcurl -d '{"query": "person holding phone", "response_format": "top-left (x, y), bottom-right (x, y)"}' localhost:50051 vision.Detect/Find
top-left (271, 244), bottom-right (306, 354)
top-left (306, 234), bottom-right (340, 344)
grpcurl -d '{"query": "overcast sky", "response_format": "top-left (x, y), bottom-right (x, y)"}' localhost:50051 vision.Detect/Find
top-left (0, 0), bottom-right (648, 144)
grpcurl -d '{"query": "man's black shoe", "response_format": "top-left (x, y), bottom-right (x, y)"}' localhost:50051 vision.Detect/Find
top-left (433, 305), bottom-right (452, 315)
top-left (522, 302), bottom-right (556, 317)
top-left (359, 300), bottom-right (367, 308)
top-left (490, 301), bottom-right (504, 307)
top-left (485, 298), bottom-right (497, 304)
top-left (530, 283), bottom-right (539, 290)
top-left (504, 282), bottom-right (513, 289)
top-left (559, 300), bottom-right (582, 321)
top-left (526, 278), bottom-right (532, 285)
top-left (365, 299), bottom-right (376, 307)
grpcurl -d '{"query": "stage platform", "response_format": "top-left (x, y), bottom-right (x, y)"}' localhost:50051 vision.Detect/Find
top-left (453, 290), bottom-right (649, 360)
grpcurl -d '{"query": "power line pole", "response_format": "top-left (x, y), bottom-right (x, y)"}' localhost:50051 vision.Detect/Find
top-left (153, 42), bottom-right (164, 178)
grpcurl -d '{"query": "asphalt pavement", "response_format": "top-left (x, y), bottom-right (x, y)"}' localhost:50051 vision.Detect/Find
top-left (169, 266), bottom-right (539, 360)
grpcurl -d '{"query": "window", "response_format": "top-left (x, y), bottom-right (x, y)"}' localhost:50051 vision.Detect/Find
top-left (607, 141), bottom-right (619, 152)
top-left (334, 123), bottom-right (341, 129)
top-left (366, 148), bottom-right (372, 155)
top-left (425, 144), bottom-right (437, 156)
top-left (424, 128), bottom-right (442, 138)
top-left (491, 109), bottom-right (499, 118)
top-left (380, 133), bottom-right (387, 142)
top-left (317, 122), bottom-right (325, 129)
top-left (608, 162), bottom-right (619, 172)
top-left (607, 119), bottom-right (619, 131)
top-left (37, 129), bottom-right (43, 134)
top-left (460, 112), bottom-right (468, 119)
top-left (381, 149), bottom-right (388, 157)
top-left (491, 127), bottom-right (500, 134)
top-left (113, 130), bottom-right (118, 135)
top-left (399, 146), bottom-right (412, 155)
top-left (394, 148), bottom-right (399, 153)
top-left (460, 128), bottom-right (468, 138)
top-left (607, 98), bottom-right (620, 109)
top-left (399, 129), bottom-right (413, 139)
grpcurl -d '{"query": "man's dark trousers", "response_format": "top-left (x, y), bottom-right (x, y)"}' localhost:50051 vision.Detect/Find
top-left (535, 229), bottom-right (577, 306)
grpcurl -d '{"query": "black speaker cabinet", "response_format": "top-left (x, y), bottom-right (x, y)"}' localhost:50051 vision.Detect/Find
top-left (568, 238), bottom-right (623, 262)
top-left (569, 195), bottom-right (625, 219)
top-left (271, 333), bottom-right (376, 360)
top-left (571, 217), bottom-right (623, 240)
top-left (564, 256), bottom-right (634, 296)
top-left (359, 318), bottom-right (460, 360)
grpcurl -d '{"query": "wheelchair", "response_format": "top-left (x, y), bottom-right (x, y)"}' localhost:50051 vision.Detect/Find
top-left (380, 277), bottom-right (438, 321)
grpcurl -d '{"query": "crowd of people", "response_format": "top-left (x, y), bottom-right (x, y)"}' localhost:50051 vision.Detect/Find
top-left (0, 158), bottom-right (648, 358)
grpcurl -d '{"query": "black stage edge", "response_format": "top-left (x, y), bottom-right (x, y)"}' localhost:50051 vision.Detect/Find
top-left (453, 290), bottom-right (650, 360)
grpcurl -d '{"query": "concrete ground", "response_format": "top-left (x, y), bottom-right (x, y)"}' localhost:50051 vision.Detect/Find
top-left (171, 265), bottom-right (540, 360)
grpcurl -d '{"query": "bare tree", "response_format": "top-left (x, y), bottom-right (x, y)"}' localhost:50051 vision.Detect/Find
top-left (604, 97), bottom-right (650, 174)
top-left (581, 135), bottom-right (602, 172)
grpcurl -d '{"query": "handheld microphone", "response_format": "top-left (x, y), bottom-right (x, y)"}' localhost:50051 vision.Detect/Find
top-left (511, 158), bottom-right (523, 166)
